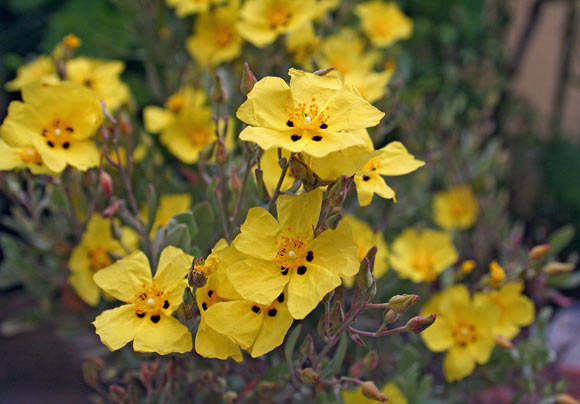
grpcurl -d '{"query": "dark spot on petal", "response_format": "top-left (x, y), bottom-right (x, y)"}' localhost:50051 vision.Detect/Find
top-left (363, 175), bottom-right (370, 181)
top-left (281, 265), bottom-right (289, 275)
top-left (202, 302), bottom-right (208, 311)
top-left (291, 134), bottom-right (301, 142)
top-left (268, 309), bottom-right (277, 317)
top-left (208, 290), bottom-right (214, 297)
top-left (66, 126), bottom-right (74, 133)
top-left (319, 123), bottom-right (328, 129)
top-left (277, 293), bottom-right (284, 303)
top-left (312, 135), bottom-right (322, 141)
top-left (151, 315), bottom-right (160, 323)
top-left (306, 251), bottom-right (313, 262)
top-left (297, 265), bottom-right (307, 275)
top-left (163, 300), bottom-right (169, 309)
top-left (41, 129), bottom-right (47, 136)
top-left (63, 142), bottom-right (70, 149)
top-left (286, 120), bottom-right (294, 127)
top-left (47, 141), bottom-right (54, 148)
top-left (252, 305), bottom-right (261, 313)
top-left (136, 311), bottom-right (145, 318)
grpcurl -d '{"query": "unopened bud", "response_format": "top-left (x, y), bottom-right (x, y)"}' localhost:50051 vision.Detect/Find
top-left (495, 335), bottom-right (514, 350)
top-left (348, 329), bottom-right (366, 347)
top-left (405, 314), bottom-right (436, 334)
top-left (299, 367), bottom-right (320, 384)
top-left (489, 260), bottom-right (506, 288)
top-left (229, 167), bottom-right (242, 194)
top-left (361, 381), bottom-right (388, 402)
top-left (313, 67), bottom-right (334, 76)
top-left (544, 262), bottom-right (575, 276)
top-left (188, 264), bottom-right (208, 288)
top-left (325, 211), bottom-right (343, 230)
top-left (327, 175), bottom-right (352, 208)
top-left (240, 62), bottom-right (258, 96)
top-left (82, 360), bottom-right (99, 387)
top-left (215, 138), bottom-right (228, 165)
top-left (288, 156), bottom-right (309, 181)
top-left (119, 119), bottom-right (133, 136)
top-left (460, 260), bottom-right (476, 274)
top-left (555, 394), bottom-right (580, 404)
top-left (223, 391), bottom-right (238, 404)
top-left (109, 385), bottom-right (126, 402)
top-left (529, 244), bottom-right (551, 260)
top-left (63, 33), bottom-right (81, 49)
top-left (254, 168), bottom-right (270, 201)
top-left (182, 287), bottom-right (195, 318)
top-left (362, 351), bottom-right (379, 371)
top-left (257, 381), bottom-right (278, 393)
top-left (103, 199), bottom-right (123, 218)
top-left (211, 74), bottom-right (228, 104)
top-left (388, 294), bottom-right (419, 314)
top-left (99, 170), bottom-right (113, 198)
top-left (383, 309), bottom-right (399, 324)
top-left (356, 247), bottom-right (377, 297)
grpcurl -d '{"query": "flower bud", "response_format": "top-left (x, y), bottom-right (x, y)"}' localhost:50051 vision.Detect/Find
top-left (103, 199), bottom-right (123, 218)
top-left (313, 67), bottom-right (334, 76)
top-left (257, 381), bottom-right (278, 393)
top-left (254, 168), bottom-right (271, 201)
top-left (229, 167), bottom-right (242, 194)
top-left (383, 309), bottom-right (399, 324)
top-left (327, 175), bottom-right (352, 208)
top-left (362, 351), bottom-right (379, 371)
top-left (82, 360), bottom-right (100, 387)
top-left (495, 335), bottom-right (514, 350)
top-left (543, 262), bottom-right (574, 276)
top-left (405, 314), bottom-right (436, 334)
top-left (489, 260), bottom-right (506, 288)
top-left (529, 244), bottom-right (551, 260)
top-left (109, 385), bottom-right (126, 402)
top-left (188, 265), bottom-right (208, 288)
top-left (388, 294), bottom-right (419, 314)
top-left (63, 33), bottom-right (82, 49)
top-left (460, 260), bottom-right (476, 274)
top-left (361, 381), bottom-right (388, 402)
top-left (299, 367), bottom-right (320, 384)
top-left (223, 391), bottom-right (238, 404)
top-left (240, 62), bottom-right (258, 96)
top-left (325, 211), bottom-right (343, 230)
top-left (288, 156), bottom-right (309, 181)
top-left (348, 329), bottom-right (366, 347)
top-left (182, 287), bottom-right (195, 318)
top-left (215, 138), bottom-right (228, 165)
top-left (555, 394), bottom-right (580, 404)
top-left (211, 74), bottom-right (228, 104)
top-left (99, 170), bottom-right (113, 198)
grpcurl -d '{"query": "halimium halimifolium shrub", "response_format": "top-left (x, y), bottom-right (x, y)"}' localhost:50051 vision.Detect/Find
top-left (0, 1), bottom-right (577, 403)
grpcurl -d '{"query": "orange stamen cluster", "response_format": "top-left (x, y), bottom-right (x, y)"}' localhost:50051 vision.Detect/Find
top-left (452, 321), bottom-right (478, 346)
top-left (285, 98), bottom-right (330, 131)
top-left (412, 253), bottom-right (436, 281)
top-left (166, 93), bottom-right (185, 112)
top-left (214, 26), bottom-right (234, 47)
top-left (267, 6), bottom-right (291, 28)
top-left (131, 284), bottom-right (169, 316)
top-left (187, 126), bottom-right (213, 148)
top-left (274, 231), bottom-right (309, 270)
top-left (88, 247), bottom-right (112, 271)
top-left (17, 147), bottom-right (43, 165)
top-left (41, 117), bottom-right (75, 148)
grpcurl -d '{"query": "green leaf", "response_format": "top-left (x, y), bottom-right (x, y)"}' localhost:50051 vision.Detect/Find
top-left (192, 202), bottom-right (216, 252)
top-left (164, 224), bottom-right (191, 252)
top-left (319, 334), bottom-right (348, 379)
top-left (168, 212), bottom-right (199, 240)
top-left (548, 225), bottom-right (575, 257)
top-left (284, 324), bottom-right (302, 369)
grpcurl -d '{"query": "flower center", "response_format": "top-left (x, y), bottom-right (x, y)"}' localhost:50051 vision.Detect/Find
top-left (214, 25), bottom-right (234, 47)
top-left (166, 93), bottom-right (185, 113)
top-left (450, 200), bottom-right (469, 218)
top-left (412, 253), bottom-right (436, 281)
top-left (372, 21), bottom-right (391, 37)
top-left (132, 284), bottom-right (170, 321)
top-left (17, 147), bottom-right (43, 165)
top-left (267, 6), bottom-right (291, 28)
top-left (285, 99), bottom-right (330, 132)
top-left (451, 321), bottom-right (478, 346)
top-left (201, 288), bottom-right (224, 311)
top-left (82, 77), bottom-right (95, 89)
top-left (361, 158), bottom-right (380, 173)
top-left (41, 118), bottom-right (74, 149)
top-left (88, 247), bottom-right (112, 271)
top-left (188, 126), bottom-right (213, 148)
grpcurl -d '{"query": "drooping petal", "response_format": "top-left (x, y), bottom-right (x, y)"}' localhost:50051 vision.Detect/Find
top-left (376, 142), bottom-right (425, 176)
top-left (354, 174), bottom-right (395, 206)
top-left (277, 189), bottom-right (322, 238)
top-left (443, 345), bottom-right (476, 382)
top-left (308, 220), bottom-right (359, 277)
top-left (195, 318), bottom-right (243, 362)
top-left (93, 250), bottom-right (152, 302)
top-left (203, 300), bottom-right (263, 348)
top-left (227, 259), bottom-right (288, 306)
top-left (93, 304), bottom-right (142, 351)
top-left (323, 89), bottom-right (384, 131)
top-left (468, 336), bottom-right (495, 365)
top-left (234, 207), bottom-right (281, 260)
top-left (250, 302), bottom-right (293, 357)
top-left (287, 263), bottom-right (341, 319)
top-left (133, 313), bottom-right (192, 354)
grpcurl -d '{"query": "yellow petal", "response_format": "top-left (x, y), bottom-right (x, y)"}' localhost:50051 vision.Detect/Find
top-left (203, 300), bottom-right (263, 348)
top-left (93, 304), bottom-right (141, 351)
top-left (277, 188), bottom-right (322, 238)
top-left (376, 142), bottom-right (425, 176)
top-left (133, 313), bottom-right (192, 354)
top-left (287, 263), bottom-right (341, 319)
top-left (227, 259), bottom-right (288, 305)
top-left (144, 106), bottom-right (174, 133)
top-left (309, 220), bottom-right (359, 277)
top-left (354, 173), bottom-right (395, 206)
top-left (443, 345), bottom-right (475, 382)
top-left (323, 89), bottom-right (385, 131)
top-left (250, 301), bottom-right (293, 357)
top-left (234, 207), bottom-right (281, 260)
top-left (69, 266), bottom-right (100, 306)
top-left (195, 318), bottom-right (243, 362)
top-left (154, 246), bottom-right (192, 294)
top-left (420, 315), bottom-right (453, 352)
top-left (93, 250), bottom-right (152, 302)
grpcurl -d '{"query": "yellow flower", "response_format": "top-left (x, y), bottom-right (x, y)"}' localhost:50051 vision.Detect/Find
top-left (65, 57), bottom-right (130, 112)
top-left (195, 240), bottom-right (245, 361)
top-left (342, 382), bottom-right (408, 404)
top-left (142, 194), bottom-right (192, 236)
top-left (286, 23), bottom-right (320, 70)
top-left (259, 148), bottom-right (296, 195)
top-left (420, 285), bottom-right (500, 382)
top-left (489, 260), bottom-right (506, 288)
top-left (0, 82), bottom-right (103, 173)
top-left (237, 68), bottom-right (384, 158)
top-left (228, 189), bottom-right (359, 319)
top-left (433, 185), bottom-right (479, 230)
top-left (353, 141), bottom-right (424, 206)
top-left (144, 88), bottom-right (216, 164)
top-left (238, 0), bottom-right (320, 47)
top-left (477, 282), bottom-right (535, 340)
top-left (62, 33), bottom-right (82, 49)
top-left (166, 0), bottom-right (223, 17)
top-left (460, 260), bottom-right (476, 274)
top-left (355, 1), bottom-right (413, 48)
top-left (186, 0), bottom-right (243, 67)
top-left (5, 56), bottom-right (58, 91)
top-left (93, 246), bottom-right (193, 354)
top-left (0, 139), bottom-right (55, 175)
top-left (69, 214), bottom-right (138, 306)
top-left (341, 214), bottom-right (389, 288)
top-left (390, 228), bottom-right (458, 282)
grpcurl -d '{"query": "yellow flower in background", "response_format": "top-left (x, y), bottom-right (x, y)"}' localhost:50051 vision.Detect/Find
top-left (237, 68), bottom-right (384, 158)
top-left (93, 246), bottom-right (193, 354)
top-left (144, 88), bottom-right (216, 164)
top-left (228, 189), bottom-right (359, 319)
top-left (286, 23), bottom-right (321, 70)
top-left (477, 282), bottom-right (535, 340)
top-left (259, 148), bottom-right (295, 195)
top-left (0, 82), bottom-right (103, 173)
top-left (460, 259), bottom-right (476, 274)
top-left (390, 228), bottom-right (458, 282)
top-left (5, 56), bottom-right (58, 91)
top-left (186, 0), bottom-right (243, 67)
top-left (142, 193), bottom-right (192, 236)
top-left (353, 141), bottom-right (424, 206)
top-left (420, 285), bottom-right (500, 382)
top-left (489, 260), bottom-right (506, 288)
top-left (0, 139), bottom-right (55, 175)
top-left (238, 0), bottom-right (320, 47)
top-left (433, 185), bottom-right (479, 230)
top-left (342, 382), bottom-right (408, 404)
top-left (69, 215), bottom-right (138, 306)
top-left (166, 0), bottom-right (223, 17)
top-left (196, 240), bottom-right (245, 361)
top-left (355, 1), bottom-right (413, 48)
top-left (341, 214), bottom-right (389, 288)
top-left (65, 57), bottom-right (130, 112)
